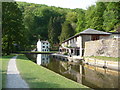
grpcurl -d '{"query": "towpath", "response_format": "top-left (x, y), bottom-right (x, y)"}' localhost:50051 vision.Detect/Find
top-left (6, 55), bottom-right (29, 88)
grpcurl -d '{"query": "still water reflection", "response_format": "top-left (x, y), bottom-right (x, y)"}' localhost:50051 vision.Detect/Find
top-left (29, 54), bottom-right (119, 88)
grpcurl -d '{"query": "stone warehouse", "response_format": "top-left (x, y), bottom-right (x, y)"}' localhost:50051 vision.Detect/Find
top-left (84, 38), bottom-right (120, 57)
top-left (59, 28), bottom-right (119, 57)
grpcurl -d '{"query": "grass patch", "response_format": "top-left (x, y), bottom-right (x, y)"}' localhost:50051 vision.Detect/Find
top-left (85, 56), bottom-right (119, 62)
top-left (0, 55), bottom-right (15, 88)
top-left (18, 51), bottom-right (58, 54)
top-left (16, 55), bottom-right (89, 88)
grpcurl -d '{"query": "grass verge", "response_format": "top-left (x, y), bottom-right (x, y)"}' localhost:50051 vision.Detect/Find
top-left (18, 51), bottom-right (58, 54)
top-left (1, 55), bottom-right (15, 88)
top-left (16, 54), bottom-right (89, 88)
top-left (85, 56), bottom-right (119, 62)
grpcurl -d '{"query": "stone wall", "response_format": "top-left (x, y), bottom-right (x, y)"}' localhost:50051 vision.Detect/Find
top-left (84, 38), bottom-right (120, 57)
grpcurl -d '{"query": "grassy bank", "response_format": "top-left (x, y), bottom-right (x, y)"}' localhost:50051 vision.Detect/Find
top-left (18, 51), bottom-right (58, 54)
top-left (85, 56), bottom-right (119, 62)
top-left (1, 55), bottom-right (15, 88)
top-left (16, 55), bottom-right (88, 88)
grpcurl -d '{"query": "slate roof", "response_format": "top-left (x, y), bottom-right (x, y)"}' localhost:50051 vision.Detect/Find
top-left (79, 28), bottom-right (111, 35)
top-left (41, 41), bottom-right (49, 43)
top-left (62, 28), bottom-right (111, 43)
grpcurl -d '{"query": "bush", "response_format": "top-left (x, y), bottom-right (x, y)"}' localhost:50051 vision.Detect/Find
top-left (63, 52), bottom-right (68, 55)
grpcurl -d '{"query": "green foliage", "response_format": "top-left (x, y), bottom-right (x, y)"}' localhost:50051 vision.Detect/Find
top-left (91, 2), bottom-right (106, 31)
top-left (103, 2), bottom-right (120, 32)
top-left (2, 2), bottom-right (27, 55)
top-left (63, 52), bottom-right (68, 55)
top-left (59, 21), bottom-right (75, 43)
top-left (48, 16), bottom-right (64, 47)
top-left (76, 9), bottom-right (85, 33)
top-left (85, 5), bottom-right (95, 29)
top-left (86, 56), bottom-right (119, 61)
top-left (2, 1), bottom-right (119, 56)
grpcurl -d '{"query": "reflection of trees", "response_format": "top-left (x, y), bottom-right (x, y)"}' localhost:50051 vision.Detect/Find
top-left (25, 54), bottom-right (37, 62)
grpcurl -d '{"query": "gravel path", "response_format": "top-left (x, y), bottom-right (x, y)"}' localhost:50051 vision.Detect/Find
top-left (6, 55), bottom-right (29, 88)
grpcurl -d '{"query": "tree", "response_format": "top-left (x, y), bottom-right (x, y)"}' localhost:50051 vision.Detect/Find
top-left (103, 2), bottom-right (120, 32)
top-left (91, 2), bottom-right (106, 31)
top-left (2, 2), bottom-right (26, 55)
top-left (85, 5), bottom-right (95, 29)
top-left (59, 21), bottom-right (75, 43)
top-left (76, 9), bottom-right (85, 33)
top-left (48, 16), bottom-right (64, 46)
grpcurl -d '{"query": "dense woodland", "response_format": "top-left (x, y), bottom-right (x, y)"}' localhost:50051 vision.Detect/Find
top-left (2, 1), bottom-right (120, 55)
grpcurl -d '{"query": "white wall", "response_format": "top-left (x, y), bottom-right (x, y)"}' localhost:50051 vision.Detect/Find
top-left (37, 40), bottom-right (50, 52)
top-left (41, 42), bottom-right (50, 51)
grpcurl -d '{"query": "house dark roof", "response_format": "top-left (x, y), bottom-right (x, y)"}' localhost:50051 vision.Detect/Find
top-left (80, 28), bottom-right (111, 35)
top-left (109, 32), bottom-right (120, 34)
top-left (41, 41), bottom-right (49, 43)
top-left (62, 28), bottom-right (111, 43)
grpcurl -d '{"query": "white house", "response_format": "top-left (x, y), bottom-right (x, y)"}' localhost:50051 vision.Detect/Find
top-left (37, 39), bottom-right (50, 52)
top-left (59, 28), bottom-right (111, 56)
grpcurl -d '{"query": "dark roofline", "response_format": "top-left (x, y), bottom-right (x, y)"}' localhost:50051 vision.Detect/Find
top-left (62, 34), bottom-right (109, 43)
top-left (62, 34), bottom-right (110, 43)
top-left (62, 28), bottom-right (119, 43)
top-left (62, 28), bottom-right (113, 43)
top-left (109, 32), bottom-right (120, 34)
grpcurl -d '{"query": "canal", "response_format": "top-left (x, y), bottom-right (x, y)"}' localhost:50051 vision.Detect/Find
top-left (26, 54), bottom-right (119, 88)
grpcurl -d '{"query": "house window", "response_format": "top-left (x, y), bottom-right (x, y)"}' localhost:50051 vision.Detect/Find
top-left (43, 43), bottom-right (44, 44)
top-left (75, 37), bottom-right (77, 42)
top-left (67, 41), bottom-right (68, 44)
top-left (46, 46), bottom-right (48, 48)
top-left (71, 49), bottom-right (73, 53)
top-left (43, 46), bottom-right (45, 48)
top-left (42, 49), bottom-right (44, 51)
top-left (45, 49), bottom-right (46, 51)
top-left (91, 35), bottom-right (99, 41)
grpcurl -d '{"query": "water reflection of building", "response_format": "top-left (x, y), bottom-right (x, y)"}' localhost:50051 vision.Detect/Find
top-left (52, 58), bottom-right (119, 88)
top-left (37, 54), bottom-right (50, 65)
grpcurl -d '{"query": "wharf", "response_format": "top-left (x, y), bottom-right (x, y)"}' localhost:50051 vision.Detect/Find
top-left (51, 53), bottom-right (83, 62)
top-left (51, 53), bottom-right (119, 71)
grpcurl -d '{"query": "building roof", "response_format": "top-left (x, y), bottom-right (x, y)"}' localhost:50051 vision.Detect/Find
top-left (109, 32), bottom-right (120, 34)
top-left (79, 28), bottom-right (111, 35)
top-left (41, 41), bottom-right (49, 43)
top-left (62, 28), bottom-right (111, 43)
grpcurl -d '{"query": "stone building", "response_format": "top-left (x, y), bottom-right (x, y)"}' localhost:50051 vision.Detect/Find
top-left (37, 39), bottom-right (50, 52)
top-left (109, 32), bottom-right (120, 39)
top-left (59, 28), bottom-right (111, 56)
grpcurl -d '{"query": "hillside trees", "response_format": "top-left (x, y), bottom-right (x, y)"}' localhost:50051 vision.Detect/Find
top-left (48, 16), bottom-right (64, 46)
top-left (59, 21), bottom-right (75, 43)
top-left (103, 2), bottom-right (120, 32)
top-left (76, 9), bottom-right (85, 33)
top-left (2, 2), bottom-right (26, 55)
top-left (16, 1), bottom-right (120, 49)
top-left (91, 2), bottom-right (106, 31)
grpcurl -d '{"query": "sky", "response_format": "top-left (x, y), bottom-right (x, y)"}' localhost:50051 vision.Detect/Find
top-left (15, 0), bottom-right (97, 9)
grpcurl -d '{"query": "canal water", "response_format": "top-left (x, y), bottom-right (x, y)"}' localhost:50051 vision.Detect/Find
top-left (26, 54), bottom-right (119, 88)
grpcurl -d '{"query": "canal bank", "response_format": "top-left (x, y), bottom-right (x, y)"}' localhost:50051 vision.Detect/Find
top-left (83, 57), bottom-right (119, 71)
top-left (51, 53), bottom-right (119, 71)
top-left (16, 54), bottom-right (89, 88)
top-left (27, 53), bottom-right (119, 88)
